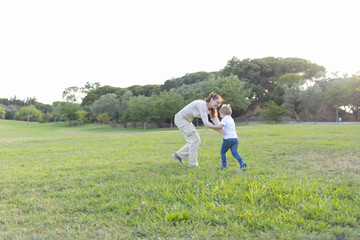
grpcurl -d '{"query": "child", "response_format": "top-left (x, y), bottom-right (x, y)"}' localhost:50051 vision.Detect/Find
top-left (205, 104), bottom-right (247, 171)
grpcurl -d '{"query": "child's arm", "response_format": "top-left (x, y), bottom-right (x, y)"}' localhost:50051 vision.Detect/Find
top-left (204, 123), bottom-right (224, 130)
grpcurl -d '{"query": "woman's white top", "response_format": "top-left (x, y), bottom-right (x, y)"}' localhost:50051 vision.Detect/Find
top-left (176, 100), bottom-right (220, 125)
top-left (220, 115), bottom-right (238, 139)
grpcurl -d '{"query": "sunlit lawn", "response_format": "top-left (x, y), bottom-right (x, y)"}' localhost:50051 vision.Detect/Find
top-left (0, 120), bottom-right (359, 239)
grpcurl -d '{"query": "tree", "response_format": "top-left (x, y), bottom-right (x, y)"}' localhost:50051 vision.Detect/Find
top-left (0, 98), bottom-right (9, 106)
top-left (119, 91), bottom-right (133, 123)
top-left (277, 73), bottom-right (305, 88)
top-left (76, 110), bottom-right (88, 124)
top-left (62, 86), bottom-right (80, 103)
top-left (0, 106), bottom-right (5, 119)
top-left (35, 102), bottom-right (53, 115)
top-left (128, 84), bottom-right (161, 96)
top-left (16, 105), bottom-right (43, 122)
top-left (96, 113), bottom-right (111, 124)
top-left (60, 102), bottom-right (80, 124)
top-left (344, 77), bottom-right (360, 121)
top-left (221, 57), bottom-right (325, 104)
top-left (161, 72), bottom-right (212, 91)
top-left (298, 84), bottom-right (324, 120)
top-left (174, 80), bottom-right (212, 102)
top-left (261, 101), bottom-right (288, 123)
top-left (256, 57), bottom-right (325, 79)
top-left (282, 85), bottom-right (302, 121)
top-left (81, 82), bottom-right (101, 94)
top-left (155, 90), bottom-right (185, 127)
top-left (123, 95), bottom-right (155, 129)
top-left (63, 82), bottom-right (101, 104)
top-left (9, 96), bottom-right (25, 106)
top-left (51, 101), bottom-right (65, 122)
top-left (213, 75), bottom-right (252, 113)
top-left (324, 83), bottom-right (349, 122)
top-left (281, 73), bottom-right (309, 121)
top-left (89, 94), bottom-right (121, 123)
top-left (4, 105), bottom-right (20, 120)
top-left (223, 57), bottom-right (261, 81)
top-left (81, 85), bottom-right (122, 106)
top-left (24, 97), bottom-right (37, 106)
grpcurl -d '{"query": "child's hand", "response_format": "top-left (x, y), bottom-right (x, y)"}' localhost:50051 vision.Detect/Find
top-left (236, 131), bottom-right (239, 136)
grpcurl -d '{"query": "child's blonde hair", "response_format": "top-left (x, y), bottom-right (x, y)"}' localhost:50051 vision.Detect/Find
top-left (219, 104), bottom-right (232, 116)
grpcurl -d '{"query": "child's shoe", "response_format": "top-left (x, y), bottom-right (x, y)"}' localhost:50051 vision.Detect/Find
top-left (240, 162), bottom-right (247, 171)
top-left (218, 165), bottom-right (227, 170)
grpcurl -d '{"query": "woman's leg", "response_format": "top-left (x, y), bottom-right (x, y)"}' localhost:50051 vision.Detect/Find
top-left (186, 123), bottom-right (201, 167)
top-left (176, 143), bottom-right (189, 160)
top-left (174, 115), bottom-right (190, 160)
top-left (176, 120), bottom-right (200, 167)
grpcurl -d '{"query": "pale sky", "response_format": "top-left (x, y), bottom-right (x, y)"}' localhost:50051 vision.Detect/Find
top-left (1, 0), bottom-right (359, 104)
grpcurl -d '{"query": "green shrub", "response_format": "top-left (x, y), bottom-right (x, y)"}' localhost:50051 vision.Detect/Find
top-left (262, 101), bottom-right (288, 122)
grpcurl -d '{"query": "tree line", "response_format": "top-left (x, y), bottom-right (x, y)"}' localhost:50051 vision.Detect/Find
top-left (1, 57), bottom-right (359, 126)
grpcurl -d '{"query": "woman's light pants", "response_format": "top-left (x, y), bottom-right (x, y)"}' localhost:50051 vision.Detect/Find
top-left (174, 114), bottom-right (201, 167)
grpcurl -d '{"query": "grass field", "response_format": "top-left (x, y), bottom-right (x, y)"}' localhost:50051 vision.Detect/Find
top-left (0, 120), bottom-right (359, 239)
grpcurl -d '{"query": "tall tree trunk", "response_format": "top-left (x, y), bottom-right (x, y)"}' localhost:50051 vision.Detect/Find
top-left (335, 108), bottom-right (339, 122)
top-left (291, 107), bottom-right (300, 121)
top-left (353, 107), bottom-right (359, 121)
top-left (27, 106), bottom-right (30, 122)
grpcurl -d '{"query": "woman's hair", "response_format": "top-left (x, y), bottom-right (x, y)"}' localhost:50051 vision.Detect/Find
top-left (204, 92), bottom-right (223, 119)
top-left (219, 104), bottom-right (232, 116)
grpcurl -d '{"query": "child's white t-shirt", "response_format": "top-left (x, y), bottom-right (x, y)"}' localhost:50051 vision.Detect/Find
top-left (221, 115), bottom-right (238, 139)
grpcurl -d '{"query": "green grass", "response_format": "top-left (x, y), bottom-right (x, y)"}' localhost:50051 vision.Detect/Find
top-left (0, 119), bottom-right (359, 239)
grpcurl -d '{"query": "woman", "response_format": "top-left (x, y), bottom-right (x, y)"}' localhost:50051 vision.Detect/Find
top-left (172, 92), bottom-right (223, 167)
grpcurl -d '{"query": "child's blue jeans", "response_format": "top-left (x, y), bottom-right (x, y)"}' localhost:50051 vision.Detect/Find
top-left (220, 138), bottom-right (244, 167)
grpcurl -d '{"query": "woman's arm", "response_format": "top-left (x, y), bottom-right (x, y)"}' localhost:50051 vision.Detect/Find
top-left (197, 101), bottom-right (215, 125)
top-left (212, 116), bottom-right (221, 125)
top-left (215, 128), bottom-right (225, 136)
top-left (205, 124), bottom-right (224, 135)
